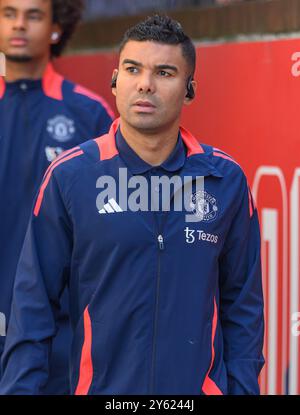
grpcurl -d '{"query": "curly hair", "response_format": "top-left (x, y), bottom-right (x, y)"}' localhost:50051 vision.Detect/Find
top-left (120, 15), bottom-right (196, 76)
top-left (51, 0), bottom-right (85, 57)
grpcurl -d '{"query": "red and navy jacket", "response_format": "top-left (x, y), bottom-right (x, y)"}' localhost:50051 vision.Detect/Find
top-left (0, 119), bottom-right (264, 395)
top-left (0, 63), bottom-right (114, 394)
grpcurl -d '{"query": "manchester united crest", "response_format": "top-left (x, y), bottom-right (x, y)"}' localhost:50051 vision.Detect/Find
top-left (190, 190), bottom-right (218, 222)
top-left (47, 115), bottom-right (76, 143)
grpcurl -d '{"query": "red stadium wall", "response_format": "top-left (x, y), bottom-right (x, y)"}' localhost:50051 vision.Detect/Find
top-left (55, 38), bottom-right (300, 395)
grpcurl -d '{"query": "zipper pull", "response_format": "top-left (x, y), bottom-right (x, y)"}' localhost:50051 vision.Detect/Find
top-left (157, 234), bottom-right (165, 250)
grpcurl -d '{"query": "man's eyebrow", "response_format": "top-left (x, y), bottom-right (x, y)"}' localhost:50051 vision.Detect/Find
top-left (122, 59), bottom-right (142, 67)
top-left (155, 64), bottom-right (178, 72)
top-left (122, 60), bottom-right (179, 72)
top-left (2, 6), bottom-right (16, 11)
top-left (1, 6), bottom-right (44, 14)
top-left (27, 8), bottom-right (45, 14)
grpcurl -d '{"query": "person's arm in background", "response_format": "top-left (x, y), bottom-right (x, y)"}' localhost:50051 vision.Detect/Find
top-left (0, 164), bottom-right (74, 395)
top-left (72, 84), bottom-right (115, 138)
top-left (93, 97), bottom-right (115, 137)
top-left (219, 173), bottom-right (265, 394)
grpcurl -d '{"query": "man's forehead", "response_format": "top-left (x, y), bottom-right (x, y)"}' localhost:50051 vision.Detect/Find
top-left (120, 40), bottom-right (186, 67)
top-left (0, 0), bottom-right (50, 10)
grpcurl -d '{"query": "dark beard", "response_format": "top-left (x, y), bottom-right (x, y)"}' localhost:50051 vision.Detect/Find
top-left (5, 54), bottom-right (33, 63)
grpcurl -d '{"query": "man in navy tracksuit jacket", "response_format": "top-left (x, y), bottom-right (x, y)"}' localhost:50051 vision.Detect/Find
top-left (0, 15), bottom-right (264, 395)
top-left (0, 0), bottom-right (114, 394)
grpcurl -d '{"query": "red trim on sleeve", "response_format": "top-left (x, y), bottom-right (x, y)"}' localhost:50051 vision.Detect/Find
top-left (33, 150), bottom-right (83, 217)
top-left (202, 297), bottom-right (223, 395)
top-left (75, 307), bottom-right (94, 395)
top-left (213, 151), bottom-right (240, 167)
top-left (248, 188), bottom-right (254, 218)
top-left (74, 84), bottom-right (115, 120)
top-left (43, 147), bottom-right (80, 180)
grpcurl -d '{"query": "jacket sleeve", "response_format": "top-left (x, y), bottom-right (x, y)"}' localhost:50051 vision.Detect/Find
top-left (0, 171), bottom-right (72, 395)
top-left (93, 100), bottom-right (115, 138)
top-left (219, 174), bottom-right (265, 395)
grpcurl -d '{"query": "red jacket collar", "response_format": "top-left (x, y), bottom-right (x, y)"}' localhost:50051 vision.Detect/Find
top-left (42, 62), bottom-right (63, 100)
top-left (95, 118), bottom-right (204, 161)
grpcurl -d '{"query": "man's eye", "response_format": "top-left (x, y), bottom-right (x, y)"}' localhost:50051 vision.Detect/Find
top-left (158, 70), bottom-right (171, 77)
top-left (3, 11), bottom-right (15, 18)
top-left (126, 67), bottom-right (138, 74)
top-left (28, 13), bottom-right (42, 20)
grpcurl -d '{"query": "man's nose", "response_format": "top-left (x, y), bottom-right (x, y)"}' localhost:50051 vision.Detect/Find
top-left (137, 73), bottom-right (155, 94)
top-left (13, 13), bottom-right (27, 31)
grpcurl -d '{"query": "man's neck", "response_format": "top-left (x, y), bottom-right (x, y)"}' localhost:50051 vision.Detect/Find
top-left (120, 120), bottom-right (180, 166)
top-left (4, 56), bottom-right (49, 82)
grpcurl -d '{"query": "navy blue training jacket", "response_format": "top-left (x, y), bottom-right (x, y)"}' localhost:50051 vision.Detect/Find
top-left (0, 63), bottom-right (114, 394)
top-left (0, 118), bottom-right (264, 395)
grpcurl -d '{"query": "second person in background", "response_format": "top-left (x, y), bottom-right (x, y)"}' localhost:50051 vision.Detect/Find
top-left (0, 0), bottom-right (114, 394)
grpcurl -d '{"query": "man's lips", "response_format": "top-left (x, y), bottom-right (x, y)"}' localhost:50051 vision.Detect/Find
top-left (9, 38), bottom-right (28, 47)
top-left (133, 100), bottom-right (156, 113)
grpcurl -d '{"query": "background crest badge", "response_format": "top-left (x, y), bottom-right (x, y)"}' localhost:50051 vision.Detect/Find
top-left (47, 115), bottom-right (76, 142)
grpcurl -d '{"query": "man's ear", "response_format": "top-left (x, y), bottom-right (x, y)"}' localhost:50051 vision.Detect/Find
top-left (111, 69), bottom-right (119, 97)
top-left (50, 24), bottom-right (63, 44)
top-left (184, 79), bottom-right (197, 105)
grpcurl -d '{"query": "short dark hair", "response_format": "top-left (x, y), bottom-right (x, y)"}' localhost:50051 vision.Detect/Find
top-left (51, 0), bottom-right (84, 57)
top-left (119, 15), bottom-right (196, 76)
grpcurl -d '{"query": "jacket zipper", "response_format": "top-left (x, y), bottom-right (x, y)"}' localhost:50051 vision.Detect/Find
top-left (157, 234), bottom-right (165, 250)
top-left (21, 83), bottom-right (30, 144)
top-left (149, 173), bottom-right (188, 393)
top-left (149, 229), bottom-right (165, 394)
